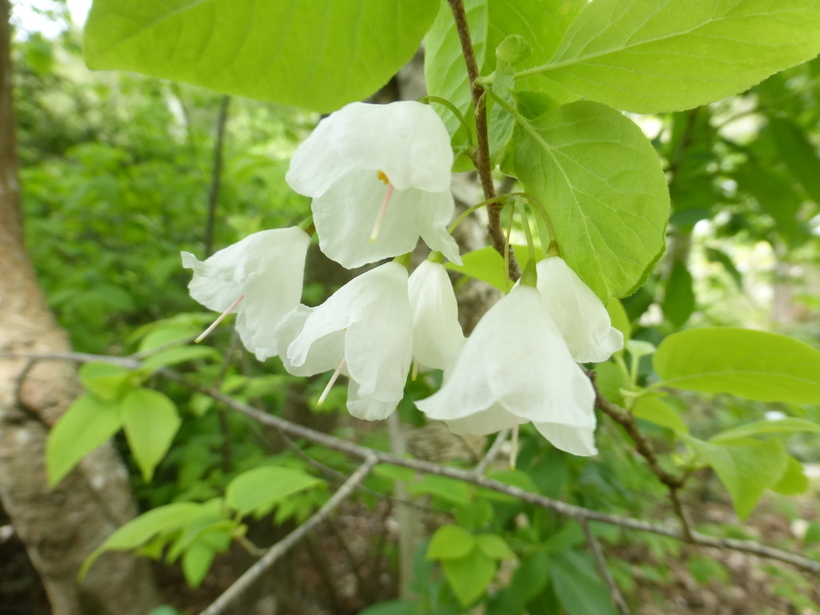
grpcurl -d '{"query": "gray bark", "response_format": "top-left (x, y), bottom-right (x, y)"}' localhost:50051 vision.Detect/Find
top-left (0, 3), bottom-right (160, 613)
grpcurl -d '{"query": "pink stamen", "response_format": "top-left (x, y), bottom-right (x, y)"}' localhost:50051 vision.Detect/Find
top-left (370, 183), bottom-right (394, 243)
top-left (318, 358), bottom-right (346, 406)
top-left (195, 294), bottom-right (244, 343)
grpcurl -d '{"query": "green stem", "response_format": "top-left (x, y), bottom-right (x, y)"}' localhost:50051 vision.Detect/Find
top-left (419, 95), bottom-right (474, 146)
top-left (447, 195), bottom-right (510, 234)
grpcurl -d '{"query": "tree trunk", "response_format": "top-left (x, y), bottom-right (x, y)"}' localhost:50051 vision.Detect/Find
top-left (0, 3), bottom-right (161, 613)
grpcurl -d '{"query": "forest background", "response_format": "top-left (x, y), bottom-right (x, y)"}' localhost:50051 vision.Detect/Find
top-left (2, 1), bottom-right (820, 614)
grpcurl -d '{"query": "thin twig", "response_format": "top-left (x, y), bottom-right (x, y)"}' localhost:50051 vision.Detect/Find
top-left (592, 374), bottom-right (694, 540)
top-left (447, 0), bottom-right (520, 280)
top-left (474, 428), bottom-right (509, 475)
top-left (582, 521), bottom-right (631, 615)
top-left (5, 351), bottom-right (820, 575)
top-left (204, 94), bottom-right (231, 257)
top-left (198, 455), bottom-right (378, 615)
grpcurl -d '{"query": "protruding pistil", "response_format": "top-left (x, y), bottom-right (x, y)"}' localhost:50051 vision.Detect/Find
top-left (195, 294), bottom-right (244, 343)
top-left (370, 171), bottom-right (394, 243)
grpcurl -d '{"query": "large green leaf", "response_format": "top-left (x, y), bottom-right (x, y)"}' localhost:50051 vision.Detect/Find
top-left (686, 436), bottom-right (788, 519)
top-left (122, 388), bottom-right (181, 482)
top-left (442, 547), bottom-right (497, 606)
top-left (425, 0), bottom-right (583, 142)
top-left (632, 392), bottom-right (689, 433)
top-left (653, 328), bottom-right (820, 403)
top-left (550, 551), bottom-right (619, 615)
top-left (711, 417), bottom-right (820, 442)
top-left (770, 456), bottom-right (810, 496)
top-left (85, 0), bottom-right (439, 112)
top-left (514, 100), bottom-right (670, 299)
top-left (225, 466), bottom-right (323, 518)
top-left (46, 393), bottom-right (124, 486)
top-left (518, 0), bottom-right (820, 113)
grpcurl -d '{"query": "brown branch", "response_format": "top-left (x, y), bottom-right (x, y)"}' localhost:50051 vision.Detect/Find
top-left (447, 0), bottom-right (520, 280)
top-left (592, 374), bottom-right (694, 540)
top-left (198, 455), bottom-right (378, 615)
top-left (5, 351), bottom-right (820, 575)
top-left (582, 521), bottom-right (631, 615)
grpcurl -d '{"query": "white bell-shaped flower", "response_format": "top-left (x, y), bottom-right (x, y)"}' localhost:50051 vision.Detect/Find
top-left (408, 260), bottom-right (465, 372)
top-left (181, 227), bottom-right (310, 361)
top-left (286, 101), bottom-right (461, 269)
top-left (536, 257), bottom-right (624, 363)
top-left (415, 285), bottom-right (598, 456)
top-left (275, 262), bottom-right (413, 421)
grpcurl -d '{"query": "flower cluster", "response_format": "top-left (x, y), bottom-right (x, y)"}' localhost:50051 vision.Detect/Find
top-left (182, 101), bottom-right (623, 456)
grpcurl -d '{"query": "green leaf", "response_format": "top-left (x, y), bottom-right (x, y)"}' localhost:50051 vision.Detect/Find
top-left (550, 551), bottom-right (619, 615)
top-left (769, 116), bottom-right (820, 204)
top-left (426, 525), bottom-right (476, 560)
top-left (81, 502), bottom-right (203, 579)
top-left (662, 260), bottom-right (695, 327)
top-left (46, 393), bottom-right (123, 486)
top-left (711, 417), bottom-right (820, 442)
top-left (705, 248), bottom-right (743, 288)
top-left (653, 328), bottom-right (820, 403)
top-left (138, 325), bottom-right (199, 353)
top-left (85, 0), bottom-right (439, 113)
top-left (593, 361), bottom-right (630, 407)
top-left (181, 540), bottom-right (215, 588)
top-left (770, 456), bottom-right (810, 496)
top-left (359, 600), bottom-right (421, 615)
top-left (632, 393), bottom-right (689, 433)
top-left (513, 100), bottom-right (669, 300)
top-left (141, 345), bottom-right (221, 370)
top-left (226, 466), bottom-right (323, 518)
top-left (476, 533), bottom-right (515, 560)
top-left (442, 547), bottom-right (497, 606)
top-left (445, 245), bottom-right (542, 292)
top-left (521, 0), bottom-right (820, 113)
top-left (122, 388), bottom-right (181, 482)
top-left (686, 436), bottom-right (788, 520)
top-left (606, 297), bottom-right (631, 344)
top-left (408, 474), bottom-right (473, 505)
top-left (734, 163), bottom-right (804, 244)
top-left (687, 556), bottom-right (730, 585)
top-left (804, 522), bottom-right (820, 545)
top-left (78, 362), bottom-right (134, 401)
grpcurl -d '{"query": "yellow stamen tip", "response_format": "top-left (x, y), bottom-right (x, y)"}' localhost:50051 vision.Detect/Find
top-left (376, 170), bottom-right (390, 185)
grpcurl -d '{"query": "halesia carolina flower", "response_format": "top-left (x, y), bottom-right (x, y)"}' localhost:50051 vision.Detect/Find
top-left (408, 260), bottom-right (465, 372)
top-left (181, 227), bottom-right (309, 361)
top-left (537, 257), bottom-right (624, 363)
top-left (285, 101), bottom-right (461, 269)
top-left (275, 262), bottom-right (413, 421)
top-left (416, 285), bottom-right (598, 456)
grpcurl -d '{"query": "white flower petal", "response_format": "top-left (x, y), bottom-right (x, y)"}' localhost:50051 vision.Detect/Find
top-left (537, 257), bottom-right (624, 363)
top-left (286, 116), bottom-right (354, 198)
top-left (312, 169), bottom-right (459, 269)
top-left (446, 405), bottom-right (518, 435)
top-left (275, 305), bottom-right (347, 376)
top-left (182, 228), bottom-right (310, 358)
top-left (305, 101), bottom-right (453, 192)
top-left (286, 263), bottom-right (412, 404)
top-left (408, 261), bottom-right (465, 371)
top-left (347, 381), bottom-right (400, 421)
top-left (418, 286), bottom-right (595, 427)
top-left (533, 420), bottom-right (598, 456)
